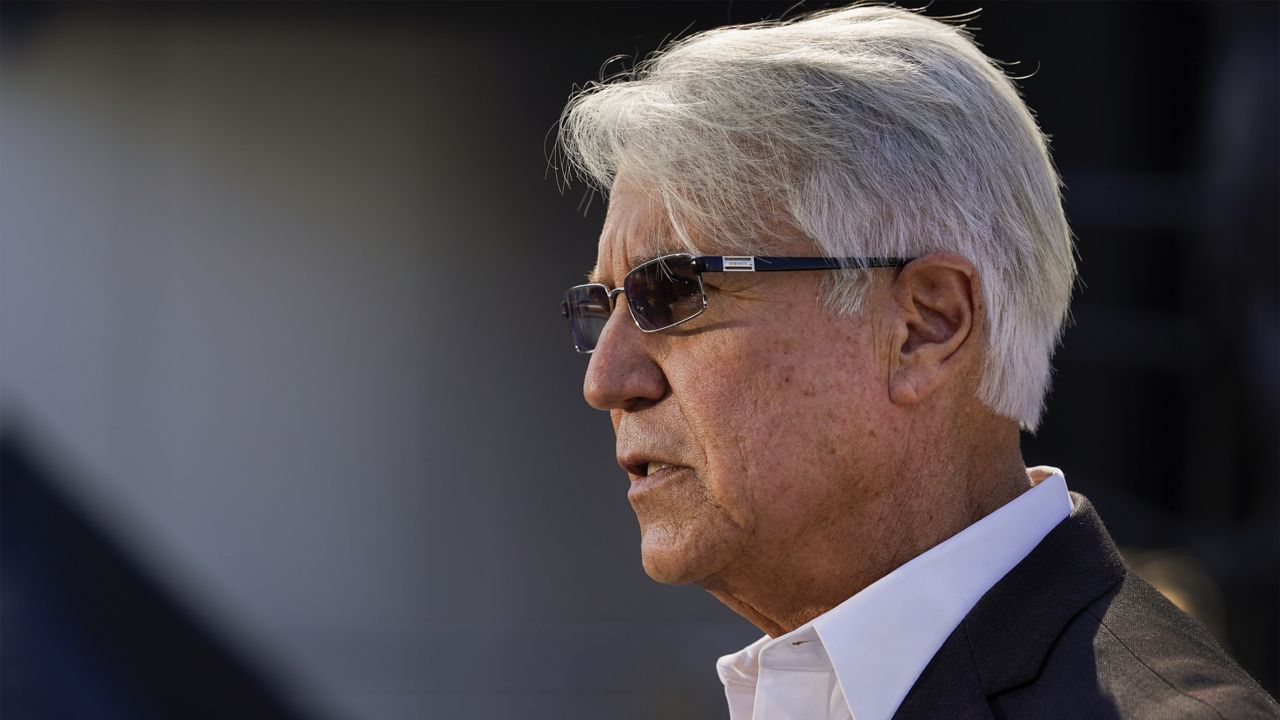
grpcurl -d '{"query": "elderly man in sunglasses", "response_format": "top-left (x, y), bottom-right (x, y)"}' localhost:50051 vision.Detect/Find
top-left (558, 6), bottom-right (1276, 720)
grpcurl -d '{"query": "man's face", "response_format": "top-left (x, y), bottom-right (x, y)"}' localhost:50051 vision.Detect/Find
top-left (584, 179), bottom-right (903, 587)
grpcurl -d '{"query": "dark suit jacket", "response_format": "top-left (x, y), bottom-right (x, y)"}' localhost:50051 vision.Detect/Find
top-left (893, 493), bottom-right (1279, 719)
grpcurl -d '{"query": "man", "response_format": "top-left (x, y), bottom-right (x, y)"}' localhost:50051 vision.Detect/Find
top-left (557, 5), bottom-right (1278, 719)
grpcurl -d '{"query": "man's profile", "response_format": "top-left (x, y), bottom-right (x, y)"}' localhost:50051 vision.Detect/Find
top-left (556, 5), bottom-right (1278, 719)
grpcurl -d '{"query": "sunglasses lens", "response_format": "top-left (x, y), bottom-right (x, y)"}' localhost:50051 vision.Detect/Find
top-left (624, 255), bottom-right (705, 331)
top-left (563, 285), bottom-right (612, 352)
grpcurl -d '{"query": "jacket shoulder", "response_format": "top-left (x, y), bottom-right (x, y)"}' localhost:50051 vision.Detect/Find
top-left (992, 569), bottom-right (1279, 719)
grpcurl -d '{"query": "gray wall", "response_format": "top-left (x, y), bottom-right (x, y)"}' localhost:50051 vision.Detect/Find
top-left (1, 5), bottom-right (754, 718)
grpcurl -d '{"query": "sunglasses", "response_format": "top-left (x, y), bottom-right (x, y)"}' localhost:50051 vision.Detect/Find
top-left (561, 253), bottom-right (912, 353)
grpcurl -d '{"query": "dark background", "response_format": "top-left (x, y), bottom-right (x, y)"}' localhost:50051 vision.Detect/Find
top-left (1, 2), bottom-right (1276, 718)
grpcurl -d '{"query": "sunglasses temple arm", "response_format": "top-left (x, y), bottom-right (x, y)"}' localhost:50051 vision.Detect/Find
top-left (695, 256), bottom-right (912, 273)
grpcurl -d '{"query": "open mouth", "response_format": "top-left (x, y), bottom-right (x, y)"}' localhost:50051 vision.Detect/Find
top-left (620, 458), bottom-right (680, 479)
top-left (646, 461), bottom-right (672, 476)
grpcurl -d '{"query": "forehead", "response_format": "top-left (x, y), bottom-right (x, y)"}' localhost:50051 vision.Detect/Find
top-left (586, 177), bottom-right (816, 285)
top-left (590, 180), bottom-right (686, 281)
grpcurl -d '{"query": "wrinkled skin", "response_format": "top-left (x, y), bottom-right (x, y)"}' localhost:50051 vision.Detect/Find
top-left (583, 178), bottom-right (1031, 635)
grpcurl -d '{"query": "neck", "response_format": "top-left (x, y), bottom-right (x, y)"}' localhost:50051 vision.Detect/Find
top-left (702, 413), bottom-right (1030, 637)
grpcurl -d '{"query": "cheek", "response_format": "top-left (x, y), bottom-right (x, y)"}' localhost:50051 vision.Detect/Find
top-left (677, 331), bottom-right (883, 532)
top-left (674, 346), bottom-right (816, 526)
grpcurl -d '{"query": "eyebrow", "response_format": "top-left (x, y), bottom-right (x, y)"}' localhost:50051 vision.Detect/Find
top-left (586, 248), bottom-right (689, 286)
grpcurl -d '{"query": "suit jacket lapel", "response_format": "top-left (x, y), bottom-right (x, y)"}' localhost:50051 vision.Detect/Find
top-left (892, 623), bottom-right (994, 719)
top-left (892, 493), bottom-right (1126, 718)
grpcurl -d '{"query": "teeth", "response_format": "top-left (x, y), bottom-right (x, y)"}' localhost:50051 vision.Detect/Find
top-left (647, 461), bottom-right (671, 476)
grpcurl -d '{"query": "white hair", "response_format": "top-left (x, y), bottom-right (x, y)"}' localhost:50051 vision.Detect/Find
top-left (556, 4), bottom-right (1076, 431)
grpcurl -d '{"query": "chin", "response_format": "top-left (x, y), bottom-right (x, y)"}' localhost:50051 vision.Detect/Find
top-left (637, 524), bottom-right (738, 585)
top-left (640, 550), bottom-right (702, 585)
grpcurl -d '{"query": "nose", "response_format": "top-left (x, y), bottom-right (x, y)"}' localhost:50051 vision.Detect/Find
top-left (583, 302), bottom-right (668, 412)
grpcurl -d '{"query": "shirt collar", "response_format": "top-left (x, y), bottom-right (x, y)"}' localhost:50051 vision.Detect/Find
top-left (717, 470), bottom-right (1073, 720)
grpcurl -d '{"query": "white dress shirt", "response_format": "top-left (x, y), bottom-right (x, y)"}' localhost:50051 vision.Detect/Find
top-left (716, 468), bottom-right (1073, 720)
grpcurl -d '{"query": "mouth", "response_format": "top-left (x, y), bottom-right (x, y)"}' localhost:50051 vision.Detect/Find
top-left (645, 460), bottom-right (673, 476)
top-left (618, 456), bottom-right (686, 483)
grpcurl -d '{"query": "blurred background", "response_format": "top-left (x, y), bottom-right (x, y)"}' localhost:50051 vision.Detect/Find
top-left (1, 2), bottom-right (1276, 718)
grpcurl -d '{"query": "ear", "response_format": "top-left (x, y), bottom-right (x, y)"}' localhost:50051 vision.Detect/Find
top-left (886, 252), bottom-right (982, 407)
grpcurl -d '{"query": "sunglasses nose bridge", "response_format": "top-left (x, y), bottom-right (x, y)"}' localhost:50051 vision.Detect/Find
top-left (603, 286), bottom-right (634, 326)
top-left (607, 286), bottom-right (653, 335)
top-left (585, 286), bottom-right (648, 344)
top-left (571, 254), bottom-right (704, 351)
